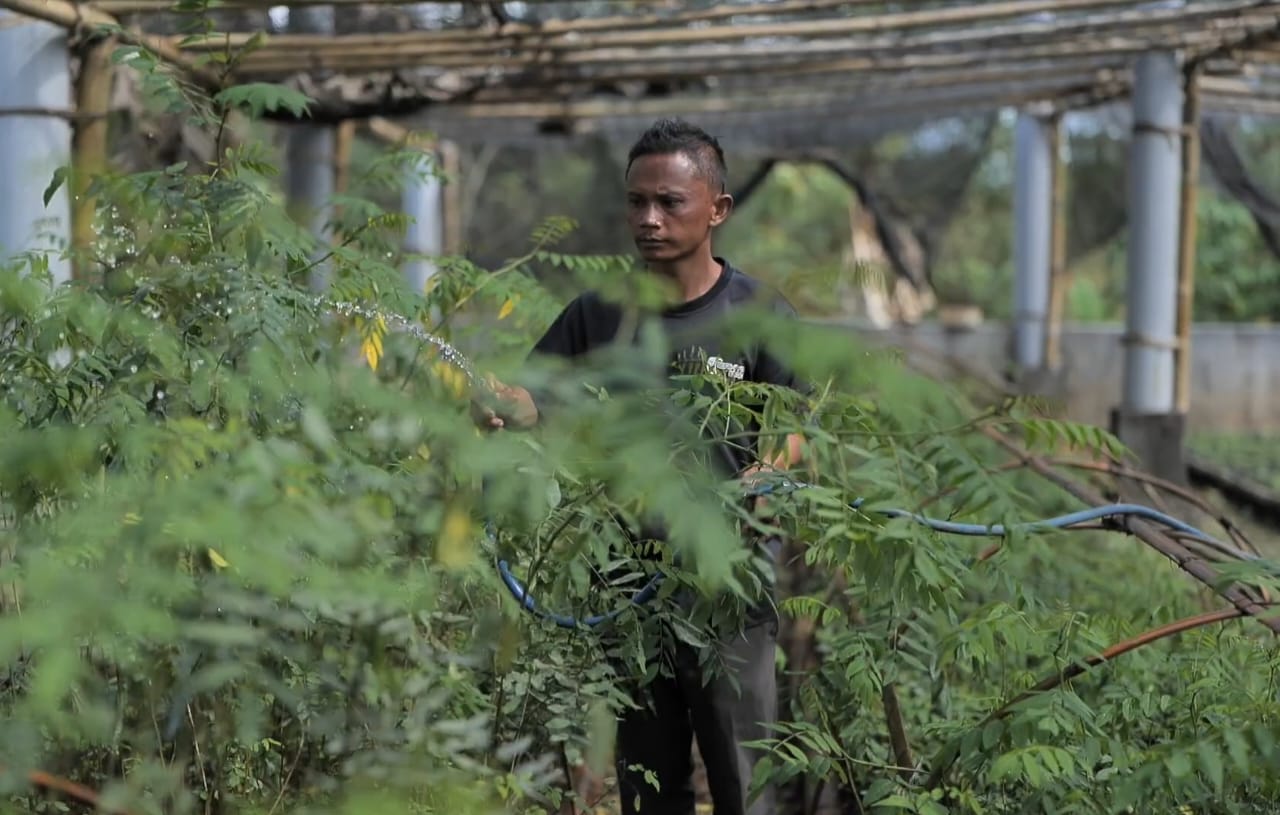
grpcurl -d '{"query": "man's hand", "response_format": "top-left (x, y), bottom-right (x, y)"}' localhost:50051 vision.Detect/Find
top-left (471, 375), bottom-right (539, 431)
top-left (741, 432), bottom-right (807, 514)
top-left (740, 462), bottom-right (777, 515)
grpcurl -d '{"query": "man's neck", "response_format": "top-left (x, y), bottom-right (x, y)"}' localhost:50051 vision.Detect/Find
top-left (651, 251), bottom-right (723, 304)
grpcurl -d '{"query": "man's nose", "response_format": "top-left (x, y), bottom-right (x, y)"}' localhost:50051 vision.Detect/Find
top-left (637, 204), bottom-right (661, 227)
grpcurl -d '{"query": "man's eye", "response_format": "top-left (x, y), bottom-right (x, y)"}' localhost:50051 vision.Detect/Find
top-left (661, 197), bottom-right (682, 208)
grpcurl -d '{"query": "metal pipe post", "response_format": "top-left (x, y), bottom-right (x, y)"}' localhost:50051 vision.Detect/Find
top-left (1012, 111), bottom-right (1053, 372)
top-left (284, 7), bottom-right (336, 293)
top-left (402, 151), bottom-right (444, 295)
top-left (1122, 51), bottom-right (1184, 415)
top-left (0, 12), bottom-right (72, 283)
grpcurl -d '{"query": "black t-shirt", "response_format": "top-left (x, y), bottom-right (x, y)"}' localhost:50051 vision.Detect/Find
top-left (526, 258), bottom-right (805, 479)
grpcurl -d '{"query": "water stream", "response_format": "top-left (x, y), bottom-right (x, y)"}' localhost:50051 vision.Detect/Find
top-left (326, 298), bottom-right (481, 388)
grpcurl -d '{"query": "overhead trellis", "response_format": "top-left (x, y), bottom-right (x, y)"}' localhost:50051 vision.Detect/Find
top-left (2, 0), bottom-right (1279, 131)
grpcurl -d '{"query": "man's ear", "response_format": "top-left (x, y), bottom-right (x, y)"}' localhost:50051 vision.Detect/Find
top-left (710, 192), bottom-right (733, 227)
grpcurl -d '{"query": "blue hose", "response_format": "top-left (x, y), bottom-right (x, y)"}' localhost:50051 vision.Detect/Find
top-left (493, 478), bottom-right (1237, 629)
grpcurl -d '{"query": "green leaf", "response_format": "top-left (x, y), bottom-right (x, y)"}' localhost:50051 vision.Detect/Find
top-left (43, 166), bottom-right (67, 207)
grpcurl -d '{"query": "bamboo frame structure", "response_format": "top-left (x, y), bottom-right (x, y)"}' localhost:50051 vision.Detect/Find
top-left (1, 0), bottom-right (1276, 130)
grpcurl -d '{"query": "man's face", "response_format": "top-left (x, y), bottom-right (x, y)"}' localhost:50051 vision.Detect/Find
top-left (625, 151), bottom-right (731, 265)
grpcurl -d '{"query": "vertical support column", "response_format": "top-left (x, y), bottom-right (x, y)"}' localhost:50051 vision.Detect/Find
top-left (1122, 51), bottom-right (1183, 415)
top-left (1174, 66), bottom-right (1202, 416)
top-left (284, 8), bottom-right (335, 293)
top-left (1011, 111), bottom-right (1054, 373)
top-left (1114, 51), bottom-right (1186, 481)
top-left (334, 119), bottom-right (356, 198)
top-left (1043, 114), bottom-right (1069, 372)
top-left (439, 139), bottom-right (464, 255)
top-left (0, 12), bottom-right (72, 284)
top-left (72, 35), bottom-right (115, 284)
top-left (402, 150), bottom-right (443, 295)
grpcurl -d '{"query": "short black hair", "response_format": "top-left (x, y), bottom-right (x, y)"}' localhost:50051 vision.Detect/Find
top-left (625, 118), bottom-right (727, 193)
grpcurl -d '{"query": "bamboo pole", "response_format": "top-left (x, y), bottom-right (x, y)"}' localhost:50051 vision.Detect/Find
top-left (175, 0), bottom-right (910, 46)
top-left (98, 0), bottom-right (680, 8)
top-left (70, 34), bottom-right (115, 284)
top-left (1174, 66), bottom-right (1202, 416)
top-left (183, 0), bottom-right (1162, 54)
top-left (226, 4), bottom-right (1273, 75)
top-left (417, 62), bottom-right (1125, 120)
top-left (438, 140), bottom-right (463, 255)
top-left (386, 41), bottom-right (1222, 109)
top-left (457, 55), bottom-right (1137, 109)
top-left (1042, 113), bottom-right (1069, 372)
top-left (416, 80), bottom-right (1126, 132)
top-left (233, 27), bottom-right (1234, 81)
top-left (333, 118), bottom-right (355, 197)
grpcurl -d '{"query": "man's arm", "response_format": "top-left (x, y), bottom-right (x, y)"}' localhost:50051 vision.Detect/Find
top-left (470, 296), bottom-right (585, 431)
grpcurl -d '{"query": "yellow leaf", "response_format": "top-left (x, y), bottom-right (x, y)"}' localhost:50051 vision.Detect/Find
top-left (123, 512), bottom-right (141, 526)
top-left (207, 548), bottom-right (229, 569)
top-left (497, 296), bottom-right (517, 320)
top-left (437, 504), bottom-right (474, 569)
top-left (416, 444), bottom-right (431, 461)
top-left (361, 333), bottom-right (382, 371)
top-left (359, 315), bottom-right (386, 371)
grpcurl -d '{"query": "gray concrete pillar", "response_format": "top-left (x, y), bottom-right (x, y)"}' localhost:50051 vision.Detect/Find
top-left (1012, 112), bottom-right (1054, 372)
top-left (1112, 51), bottom-right (1188, 483)
top-left (0, 12), bottom-right (72, 284)
top-left (284, 7), bottom-right (336, 293)
top-left (1122, 51), bottom-right (1184, 415)
top-left (402, 152), bottom-right (443, 294)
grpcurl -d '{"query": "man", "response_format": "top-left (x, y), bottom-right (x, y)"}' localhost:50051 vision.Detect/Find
top-left (474, 118), bottom-right (807, 815)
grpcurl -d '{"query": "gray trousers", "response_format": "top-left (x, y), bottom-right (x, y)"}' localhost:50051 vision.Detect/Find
top-left (614, 539), bottom-right (781, 815)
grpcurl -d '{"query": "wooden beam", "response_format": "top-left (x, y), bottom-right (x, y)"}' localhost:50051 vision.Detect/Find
top-left (362, 116), bottom-right (436, 151)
